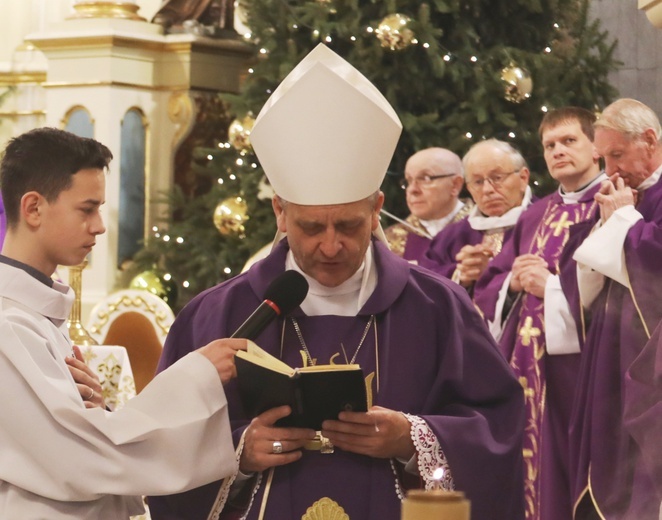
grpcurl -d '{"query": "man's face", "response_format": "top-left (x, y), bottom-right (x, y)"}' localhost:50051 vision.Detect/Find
top-left (36, 168), bottom-right (106, 275)
top-left (404, 152), bottom-right (462, 221)
top-left (273, 194), bottom-right (383, 287)
top-left (542, 120), bottom-right (599, 191)
top-left (465, 150), bottom-right (529, 217)
top-left (595, 127), bottom-right (656, 188)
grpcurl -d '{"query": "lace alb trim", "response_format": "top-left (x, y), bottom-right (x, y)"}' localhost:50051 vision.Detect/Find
top-left (207, 431), bottom-right (263, 520)
top-left (404, 413), bottom-right (454, 491)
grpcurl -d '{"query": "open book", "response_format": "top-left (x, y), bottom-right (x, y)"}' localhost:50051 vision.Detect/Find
top-left (235, 341), bottom-right (368, 430)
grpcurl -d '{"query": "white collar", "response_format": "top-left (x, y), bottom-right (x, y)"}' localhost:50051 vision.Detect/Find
top-left (559, 172), bottom-right (607, 204)
top-left (285, 243), bottom-right (377, 316)
top-left (468, 186), bottom-right (533, 231)
top-left (636, 163), bottom-right (662, 191)
top-left (419, 200), bottom-right (465, 237)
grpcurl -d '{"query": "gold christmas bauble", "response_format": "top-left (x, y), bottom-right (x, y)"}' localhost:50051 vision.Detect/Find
top-left (129, 270), bottom-right (177, 306)
top-left (228, 114), bottom-right (255, 152)
top-left (501, 63), bottom-right (533, 103)
top-left (375, 13), bottom-right (415, 51)
top-left (213, 196), bottom-right (249, 236)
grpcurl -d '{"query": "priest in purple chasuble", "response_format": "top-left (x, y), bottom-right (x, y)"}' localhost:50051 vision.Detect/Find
top-left (419, 138), bottom-right (533, 292)
top-left (570, 98), bottom-right (662, 520)
top-left (148, 45), bottom-right (526, 520)
top-left (473, 107), bottom-right (604, 520)
top-left (623, 319), bottom-right (662, 512)
top-left (384, 147), bottom-right (472, 263)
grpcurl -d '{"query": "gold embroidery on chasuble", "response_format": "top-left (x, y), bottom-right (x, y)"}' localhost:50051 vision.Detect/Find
top-left (384, 216), bottom-right (429, 257)
top-left (512, 197), bottom-right (598, 519)
top-left (302, 497), bottom-right (349, 520)
top-left (481, 230), bottom-right (505, 256)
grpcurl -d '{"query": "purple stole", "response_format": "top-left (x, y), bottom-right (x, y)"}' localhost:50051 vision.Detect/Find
top-left (508, 197), bottom-right (598, 520)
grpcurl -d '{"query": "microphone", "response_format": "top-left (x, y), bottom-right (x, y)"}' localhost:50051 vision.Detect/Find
top-left (231, 270), bottom-right (309, 340)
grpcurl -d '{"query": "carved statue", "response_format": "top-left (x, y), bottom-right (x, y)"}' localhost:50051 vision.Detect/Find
top-left (152, 0), bottom-right (235, 35)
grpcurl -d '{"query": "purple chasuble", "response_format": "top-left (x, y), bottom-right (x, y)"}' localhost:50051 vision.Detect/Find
top-left (402, 232), bottom-right (431, 262)
top-left (418, 218), bottom-right (515, 280)
top-left (624, 320), bottom-right (662, 505)
top-left (569, 177), bottom-right (662, 520)
top-left (475, 187), bottom-right (599, 520)
top-left (148, 239), bottom-right (525, 520)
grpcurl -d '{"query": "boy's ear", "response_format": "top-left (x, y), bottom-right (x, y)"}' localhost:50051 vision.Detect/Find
top-left (21, 192), bottom-right (44, 227)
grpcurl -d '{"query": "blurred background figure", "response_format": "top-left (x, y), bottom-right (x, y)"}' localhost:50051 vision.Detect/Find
top-left (151, 0), bottom-right (235, 35)
top-left (384, 147), bottom-right (472, 263)
top-left (0, 193), bottom-right (6, 249)
top-left (419, 139), bottom-right (532, 292)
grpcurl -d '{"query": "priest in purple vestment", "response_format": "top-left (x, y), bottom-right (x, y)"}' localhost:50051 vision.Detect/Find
top-left (624, 321), bottom-right (662, 515)
top-left (473, 107), bottom-right (605, 520)
top-left (149, 44), bottom-right (525, 520)
top-left (384, 147), bottom-right (472, 263)
top-left (419, 139), bottom-right (533, 292)
top-left (570, 98), bottom-right (662, 519)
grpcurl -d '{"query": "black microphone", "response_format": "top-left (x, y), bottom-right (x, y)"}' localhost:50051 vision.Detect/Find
top-left (231, 270), bottom-right (309, 340)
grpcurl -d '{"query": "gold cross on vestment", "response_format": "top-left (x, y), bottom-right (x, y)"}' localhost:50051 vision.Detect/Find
top-left (519, 316), bottom-right (541, 346)
top-left (550, 211), bottom-right (573, 237)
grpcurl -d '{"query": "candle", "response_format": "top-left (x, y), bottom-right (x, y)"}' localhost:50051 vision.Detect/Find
top-left (401, 489), bottom-right (470, 520)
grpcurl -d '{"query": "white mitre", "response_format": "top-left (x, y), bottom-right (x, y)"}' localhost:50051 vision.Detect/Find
top-left (251, 43), bottom-right (402, 218)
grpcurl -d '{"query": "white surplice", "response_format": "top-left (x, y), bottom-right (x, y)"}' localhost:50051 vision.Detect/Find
top-left (0, 263), bottom-right (236, 519)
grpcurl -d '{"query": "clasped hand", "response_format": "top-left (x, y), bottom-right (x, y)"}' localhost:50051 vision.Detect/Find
top-left (510, 254), bottom-right (550, 298)
top-left (240, 405), bottom-right (415, 474)
top-left (455, 244), bottom-right (494, 287)
top-left (594, 174), bottom-right (636, 223)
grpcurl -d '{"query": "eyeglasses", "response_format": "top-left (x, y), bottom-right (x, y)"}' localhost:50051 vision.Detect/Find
top-left (466, 169), bottom-right (521, 190)
top-left (401, 173), bottom-right (457, 190)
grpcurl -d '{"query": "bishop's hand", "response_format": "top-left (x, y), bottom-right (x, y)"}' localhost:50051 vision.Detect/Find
top-left (240, 406), bottom-right (317, 474)
top-left (321, 406), bottom-right (415, 460)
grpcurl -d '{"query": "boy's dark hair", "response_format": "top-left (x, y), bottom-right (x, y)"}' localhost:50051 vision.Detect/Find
top-left (0, 127), bottom-right (112, 227)
top-left (538, 106), bottom-right (597, 141)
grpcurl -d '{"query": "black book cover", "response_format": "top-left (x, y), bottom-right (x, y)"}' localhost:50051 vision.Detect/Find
top-left (235, 343), bottom-right (367, 430)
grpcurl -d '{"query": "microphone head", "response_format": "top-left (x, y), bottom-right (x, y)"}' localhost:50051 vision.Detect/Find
top-left (263, 270), bottom-right (309, 315)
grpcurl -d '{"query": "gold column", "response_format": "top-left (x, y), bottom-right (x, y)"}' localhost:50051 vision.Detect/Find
top-left (68, 1), bottom-right (146, 21)
top-left (67, 259), bottom-right (98, 346)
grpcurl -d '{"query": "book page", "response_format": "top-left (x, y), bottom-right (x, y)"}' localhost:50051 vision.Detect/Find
top-left (236, 340), bottom-right (294, 375)
top-left (297, 363), bottom-right (361, 373)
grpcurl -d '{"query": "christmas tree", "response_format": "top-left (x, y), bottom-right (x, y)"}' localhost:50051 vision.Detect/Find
top-left (128, 0), bottom-right (618, 310)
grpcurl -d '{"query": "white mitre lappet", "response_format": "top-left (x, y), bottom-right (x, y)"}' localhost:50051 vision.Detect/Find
top-left (249, 43), bottom-right (403, 245)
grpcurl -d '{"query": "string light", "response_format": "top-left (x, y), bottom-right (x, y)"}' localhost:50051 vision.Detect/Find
top-left (224, 267), bottom-right (232, 274)
top-left (541, 105), bottom-right (549, 112)
top-left (465, 132), bottom-right (473, 139)
top-left (182, 281), bottom-right (190, 288)
top-left (163, 235), bottom-right (170, 242)
top-left (176, 237), bottom-right (184, 244)
top-left (207, 154), bottom-right (213, 160)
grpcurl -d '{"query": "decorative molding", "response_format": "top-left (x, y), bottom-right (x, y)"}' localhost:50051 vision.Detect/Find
top-left (42, 80), bottom-right (192, 91)
top-left (639, 0), bottom-right (662, 28)
top-left (0, 71), bottom-right (47, 86)
top-left (69, 1), bottom-right (146, 22)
